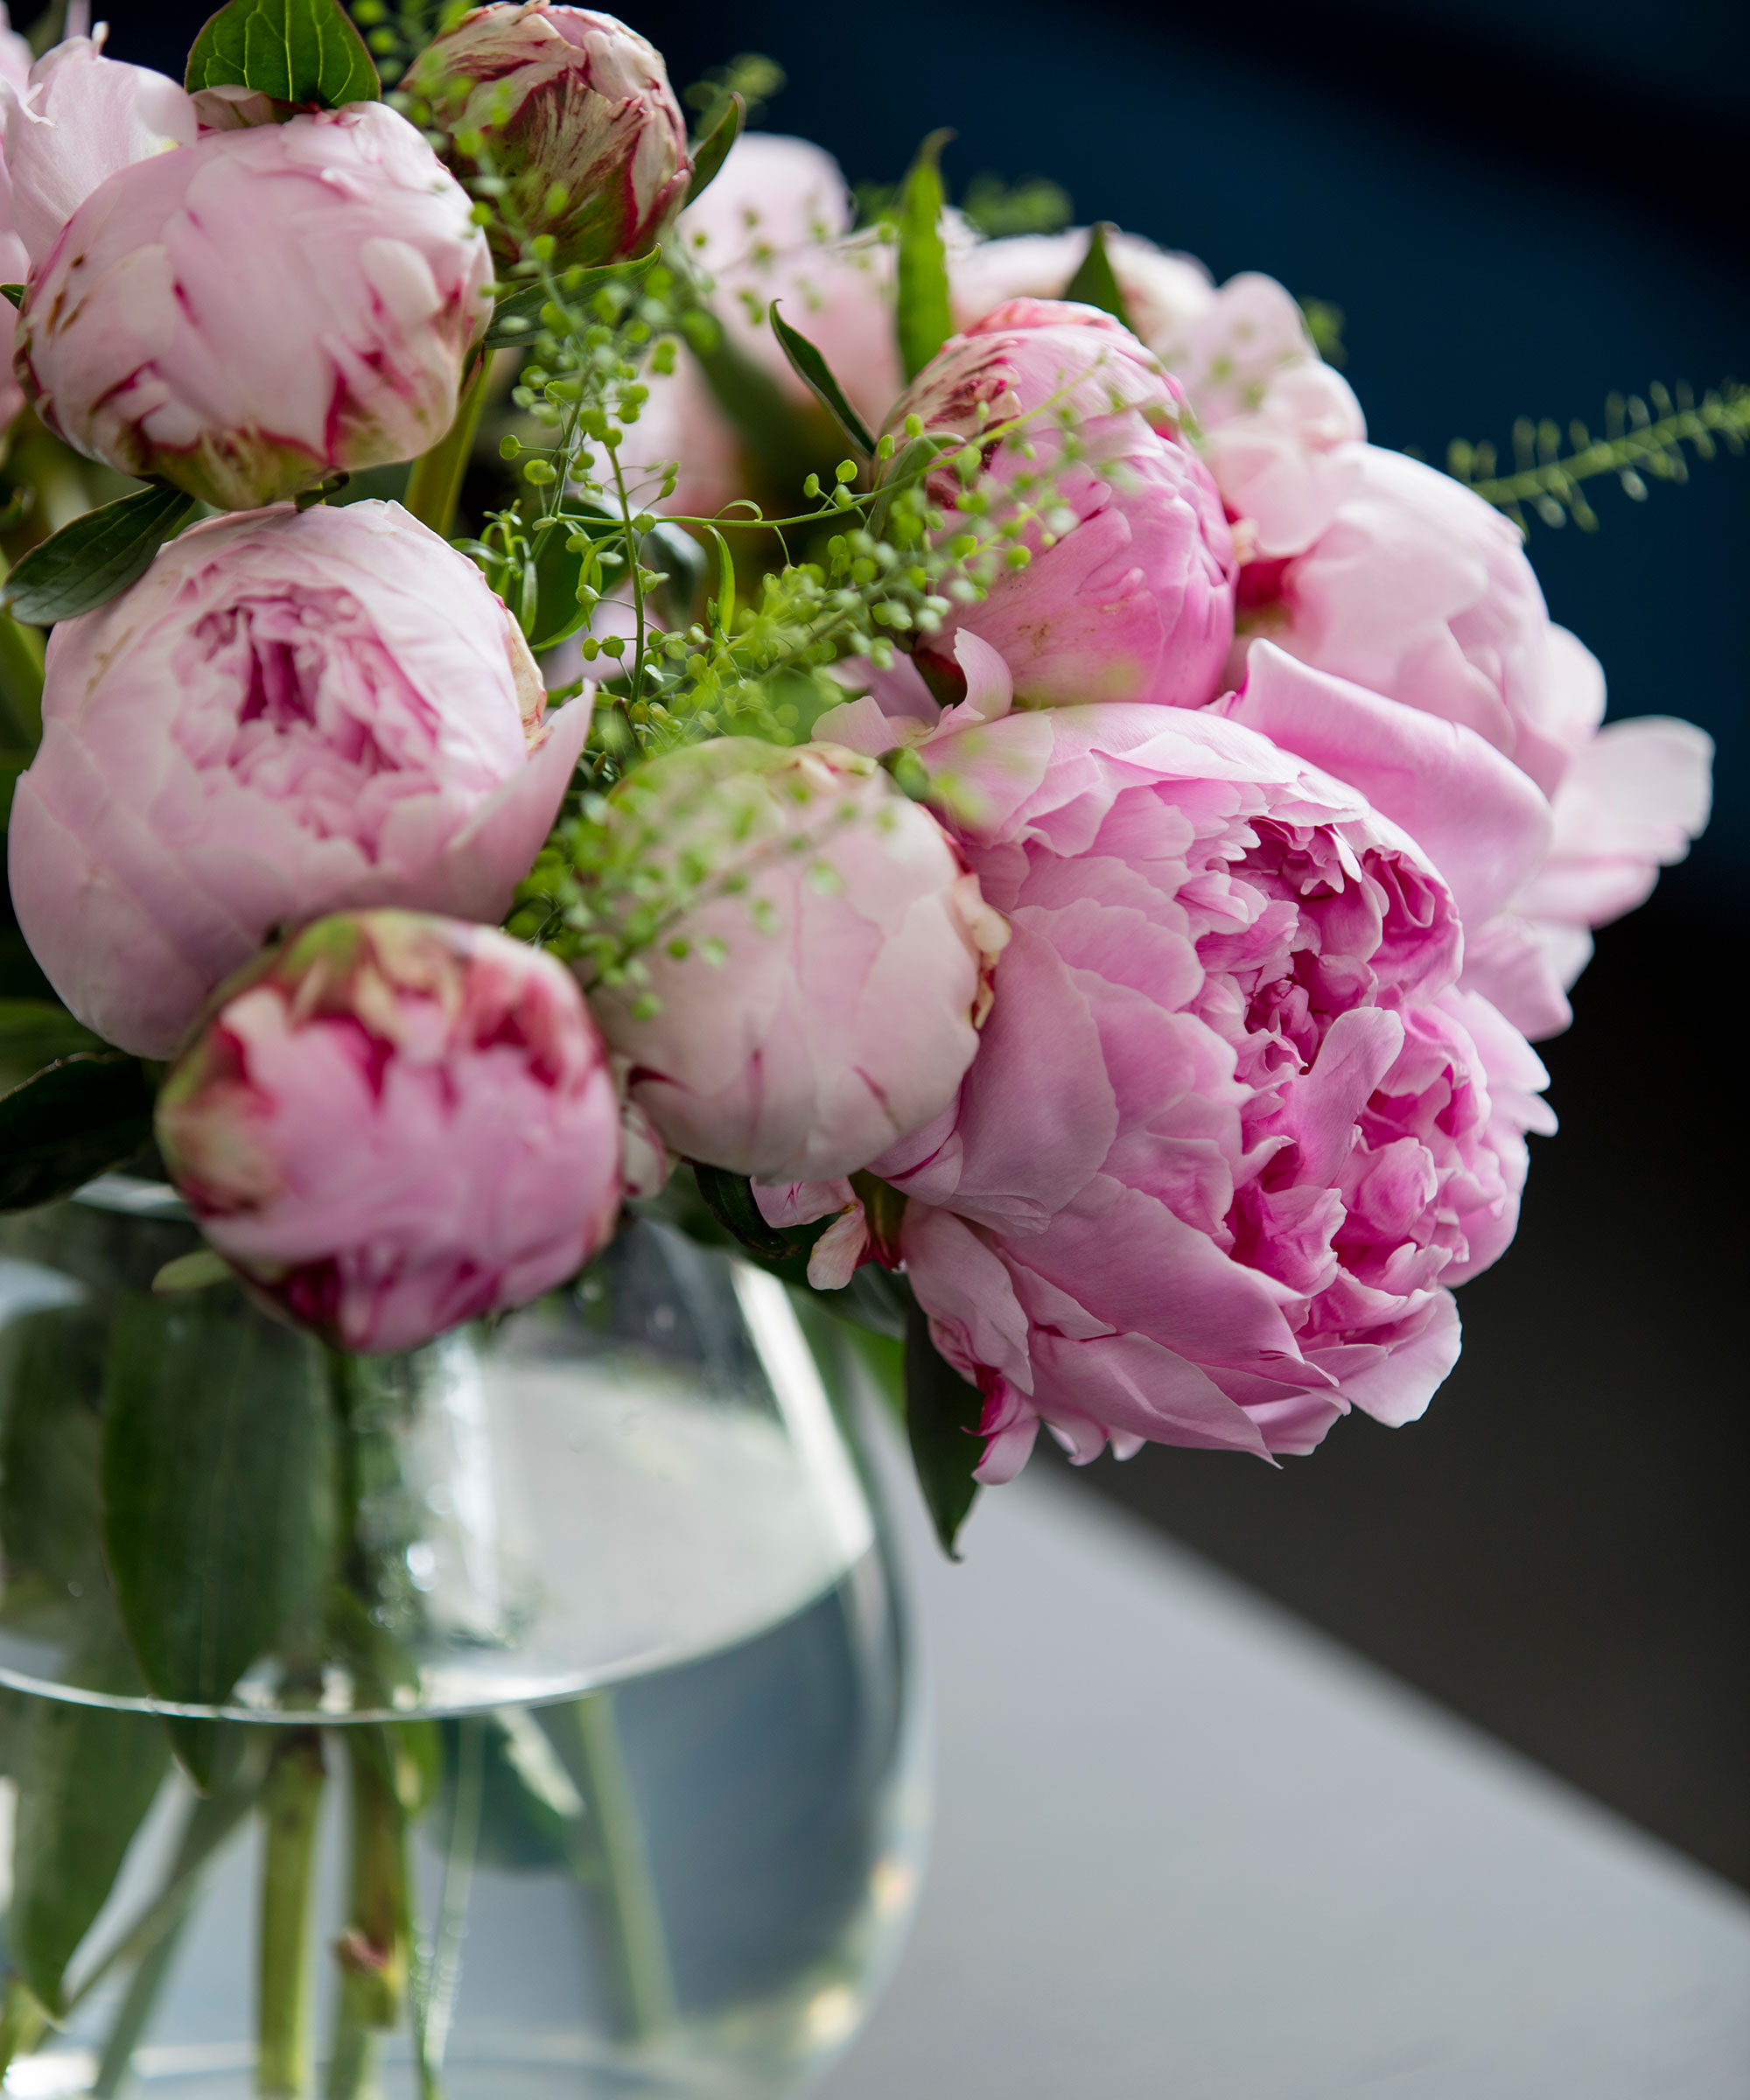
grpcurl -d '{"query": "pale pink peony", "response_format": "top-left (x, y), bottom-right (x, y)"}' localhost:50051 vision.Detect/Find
top-left (584, 736), bottom-right (1007, 1182)
top-left (0, 35), bottom-right (197, 271)
top-left (1222, 449), bottom-right (1713, 1034)
top-left (157, 912), bottom-right (622, 1354)
top-left (416, 2), bottom-right (690, 270)
top-left (0, 9), bottom-right (35, 432)
top-left (14, 102), bottom-right (491, 508)
top-left (857, 699), bottom-right (1550, 1480)
top-left (8, 500), bottom-right (588, 1059)
top-left (889, 298), bottom-right (1236, 710)
top-left (622, 133), bottom-right (900, 518)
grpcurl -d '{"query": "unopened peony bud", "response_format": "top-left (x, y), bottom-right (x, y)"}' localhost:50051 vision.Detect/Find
top-left (889, 298), bottom-right (1237, 710)
top-left (14, 102), bottom-right (491, 508)
top-left (416, 3), bottom-right (689, 270)
top-left (157, 913), bottom-right (623, 1354)
top-left (8, 500), bottom-right (588, 1060)
top-left (584, 738), bottom-right (1007, 1182)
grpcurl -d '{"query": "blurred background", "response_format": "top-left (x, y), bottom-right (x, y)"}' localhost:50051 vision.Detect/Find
top-left (114, 0), bottom-right (1747, 1886)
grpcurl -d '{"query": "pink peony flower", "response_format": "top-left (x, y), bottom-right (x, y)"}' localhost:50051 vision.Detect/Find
top-left (584, 736), bottom-right (1008, 1182)
top-left (416, 2), bottom-right (690, 270)
top-left (622, 132), bottom-right (900, 518)
top-left (889, 298), bottom-right (1237, 710)
top-left (0, 35), bottom-right (197, 272)
top-left (8, 500), bottom-right (588, 1060)
top-left (0, 10), bottom-right (29, 435)
top-left (1221, 450), bottom-right (1713, 1035)
top-left (14, 102), bottom-right (491, 508)
top-left (861, 699), bottom-right (1550, 1480)
top-left (157, 911), bottom-right (623, 1354)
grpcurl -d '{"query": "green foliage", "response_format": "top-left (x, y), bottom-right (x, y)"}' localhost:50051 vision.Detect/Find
top-left (1061, 223), bottom-right (1135, 330)
top-left (1448, 381), bottom-right (1750, 531)
top-left (102, 1290), bottom-right (339, 1750)
top-left (896, 130), bottom-right (956, 382)
top-left (683, 91), bottom-right (744, 208)
top-left (0, 485), bottom-right (200, 626)
top-left (959, 172), bottom-right (1074, 238)
top-left (0, 998), bottom-right (101, 1091)
top-left (187, 0), bottom-right (381, 108)
top-left (1298, 296), bottom-right (1347, 367)
top-left (770, 303), bottom-right (877, 455)
top-left (484, 252), bottom-right (661, 352)
top-left (0, 284), bottom-right (20, 311)
top-left (0, 1054), bottom-right (154, 1213)
top-left (903, 1297), bottom-right (984, 1558)
top-left (682, 52), bottom-right (786, 137)
top-left (4, 1627), bottom-right (172, 2013)
top-left (693, 1164), bottom-right (833, 1264)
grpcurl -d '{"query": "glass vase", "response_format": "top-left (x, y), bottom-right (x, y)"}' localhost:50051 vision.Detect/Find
top-left (0, 1180), bottom-right (925, 2098)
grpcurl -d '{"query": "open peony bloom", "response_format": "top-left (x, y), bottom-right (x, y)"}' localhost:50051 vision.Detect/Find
top-left (14, 102), bottom-right (491, 509)
top-left (622, 131), bottom-right (900, 518)
top-left (0, 34), bottom-right (198, 273)
top-left (1221, 448), bottom-right (1713, 1035)
top-left (158, 912), bottom-right (623, 1354)
top-left (584, 737), bottom-right (1007, 1183)
top-left (8, 500), bottom-right (589, 1059)
top-left (416, 2), bottom-right (690, 271)
top-left (859, 699), bottom-right (1550, 1481)
top-left (888, 298), bottom-right (1237, 711)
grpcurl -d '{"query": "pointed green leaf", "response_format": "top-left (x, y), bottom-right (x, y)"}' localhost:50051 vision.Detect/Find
top-left (683, 91), bottom-right (743, 208)
top-left (0, 284), bottom-right (22, 311)
top-left (904, 1298), bottom-right (983, 1558)
top-left (482, 249), bottom-right (659, 349)
top-left (706, 527), bottom-right (736, 638)
top-left (102, 1290), bottom-right (338, 1737)
top-left (0, 485), bottom-right (199, 626)
top-left (185, 0), bottom-right (380, 109)
top-left (896, 129), bottom-right (956, 382)
top-left (1061, 222), bottom-right (1136, 330)
top-left (6, 1626), bottom-right (172, 2013)
top-left (769, 303), bottom-right (876, 455)
top-left (0, 1054), bottom-right (154, 1214)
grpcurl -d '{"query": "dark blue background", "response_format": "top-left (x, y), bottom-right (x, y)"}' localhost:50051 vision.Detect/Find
top-left (116, 1), bottom-right (1749, 1881)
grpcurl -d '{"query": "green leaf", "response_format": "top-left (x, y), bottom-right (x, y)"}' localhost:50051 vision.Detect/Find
top-left (0, 284), bottom-right (21, 311)
top-left (0, 485), bottom-right (200, 626)
top-left (896, 129), bottom-right (956, 382)
top-left (904, 1298), bottom-right (984, 1558)
top-left (1, 751), bottom-right (27, 829)
top-left (706, 526), bottom-right (736, 638)
top-left (693, 1163), bottom-right (830, 1265)
top-left (0, 998), bottom-right (101, 1093)
top-left (683, 90), bottom-right (743, 208)
top-left (769, 303), bottom-right (876, 455)
top-left (0, 1305), bottom-right (109, 1606)
top-left (185, 0), bottom-right (380, 109)
top-left (1061, 222), bottom-right (1136, 331)
top-left (102, 1290), bottom-right (338, 1745)
top-left (0, 1054), bottom-right (154, 1214)
top-left (482, 250), bottom-right (659, 351)
top-left (6, 1627), bottom-right (172, 2013)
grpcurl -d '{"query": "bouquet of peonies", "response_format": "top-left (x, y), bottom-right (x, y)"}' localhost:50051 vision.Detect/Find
top-left (0, 0), bottom-right (1723, 1564)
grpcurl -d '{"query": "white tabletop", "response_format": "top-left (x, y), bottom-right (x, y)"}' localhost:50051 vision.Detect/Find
top-left (824, 1458), bottom-right (1750, 2099)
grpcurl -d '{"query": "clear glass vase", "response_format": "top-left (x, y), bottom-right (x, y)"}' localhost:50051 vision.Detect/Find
top-left (0, 1181), bottom-right (925, 2098)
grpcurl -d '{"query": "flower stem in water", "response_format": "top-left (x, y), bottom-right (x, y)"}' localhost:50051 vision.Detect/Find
top-left (258, 1729), bottom-right (328, 2096)
top-left (571, 1692), bottom-right (677, 2042)
top-left (326, 1727), bottom-right (412, 2099)
top-left (0, 1975), bottom-right (49, 2080)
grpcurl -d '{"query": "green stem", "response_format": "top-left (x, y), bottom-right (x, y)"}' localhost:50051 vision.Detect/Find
top-left (0, 598), bottom-right (44, 750)
top-left (258, 1730), bottom-right (327, 2096)
top-left (325, 1729), bottom-right (410, 2098)
top-left (0, 1974), bottom-right (50, 2078)
top-left (416, 1718), bottom-right (485, 2095)
top-left (91, 1893), bottom-right (197, 2099)
top-left (402, 354), bottom-right (494, 539)
top-left (570, 1693), bottom-right (676, 2041)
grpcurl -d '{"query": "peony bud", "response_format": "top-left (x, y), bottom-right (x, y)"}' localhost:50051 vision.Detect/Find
top-left (0, 36), bottom-right (197, 272)
top-left (13, 102), bottom-right (491, 508)
top-left (8, 500), bottom-right (588, 1060)
top-left (416, 3), bottom-right (690, 270)
top-left (888, 298), bottom-right (1237, 710)
top-left (584, 738), bottom-right (1007, 1183)
top-left (157, 912), bottom-right (623, 1354)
